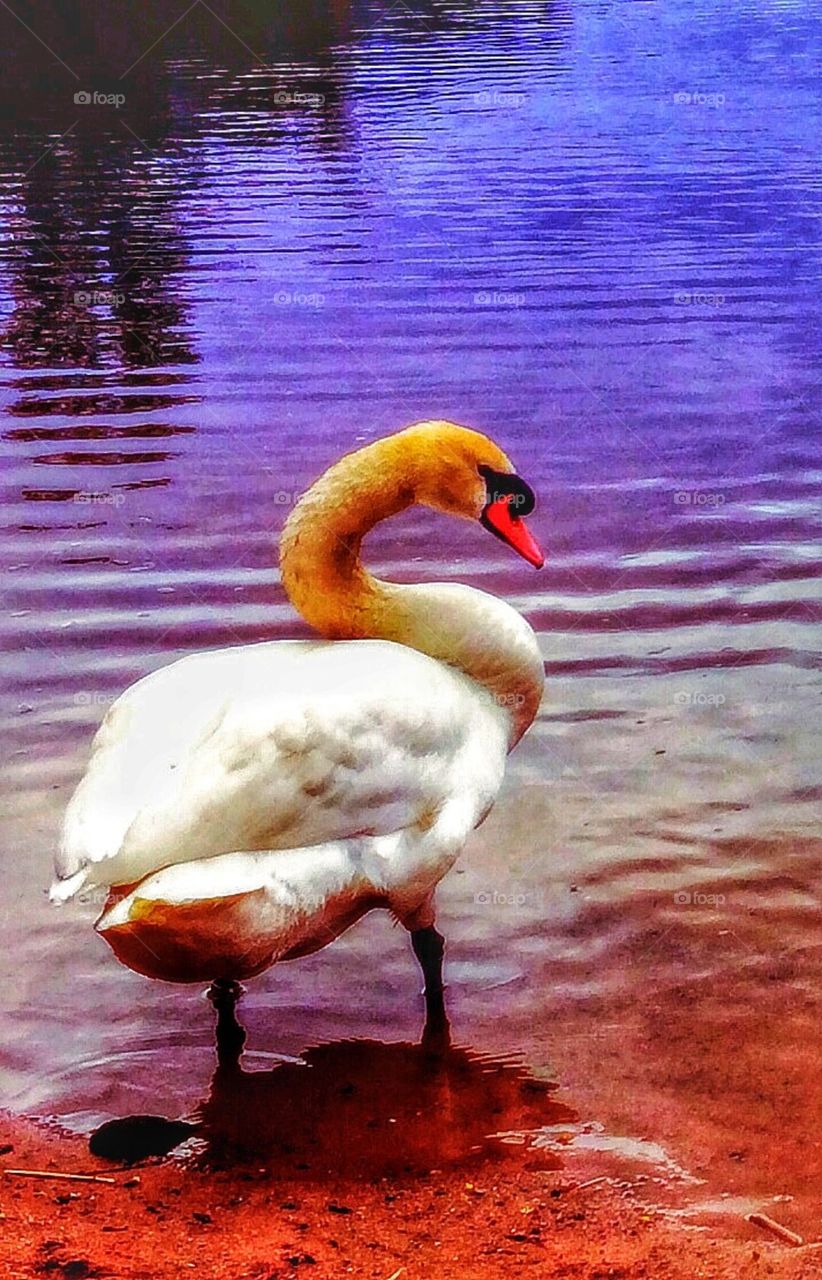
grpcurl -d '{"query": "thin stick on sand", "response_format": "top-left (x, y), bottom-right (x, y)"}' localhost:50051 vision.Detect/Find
top-left (4, 1168), bottom-right (117, 1185)
top-left (573, 1175), bottom-right (610, 1192)
top-left (746, 1212), bottom-right (804, 1247)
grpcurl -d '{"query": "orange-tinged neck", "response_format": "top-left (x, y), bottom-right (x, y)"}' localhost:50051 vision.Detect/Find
top-left (278, 425), bottom-right (545, 744)
top-left (279, 438), bottom-right (416, 640)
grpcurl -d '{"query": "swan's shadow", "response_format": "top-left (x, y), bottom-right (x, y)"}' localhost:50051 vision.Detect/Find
top-left (90, 1038), bottom-right (577, 1178)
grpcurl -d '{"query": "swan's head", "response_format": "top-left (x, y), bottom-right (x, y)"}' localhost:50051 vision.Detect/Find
top-left (395, 420), bottom-right (544, 569)
top-left (280, 421), bottom-right (545, 647)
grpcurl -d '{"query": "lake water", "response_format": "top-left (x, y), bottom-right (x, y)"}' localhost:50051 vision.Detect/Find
top-left (0, 0), bottom-right (819, 1233)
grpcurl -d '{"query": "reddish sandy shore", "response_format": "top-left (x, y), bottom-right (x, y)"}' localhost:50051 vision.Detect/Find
top-left (2, 1115), bottom-right (819, 1280)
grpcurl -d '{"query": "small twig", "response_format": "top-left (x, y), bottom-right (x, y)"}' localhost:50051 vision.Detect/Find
top-left (747, 1213), bottom-right (804, 1247)
top-left (572, 1175), bottom-right (609, 1192)
top-left (4, 1168), bottom-right (117, 1185)
top-left (384, 1269), bottom-right (406, 1280)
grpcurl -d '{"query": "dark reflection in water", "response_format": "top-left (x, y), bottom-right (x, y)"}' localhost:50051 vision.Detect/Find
top-left (1, 134), bottom-right (198, 371)
top-left (0, 0), bottom-right (570, 370)
top-left (90, 1038), bottom-right (573, 1177)
top-left (90, 1112), bottom-right (197, 1163)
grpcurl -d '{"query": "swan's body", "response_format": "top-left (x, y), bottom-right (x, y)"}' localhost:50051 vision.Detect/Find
top-left (52, 422), bottom-right (545, 1030)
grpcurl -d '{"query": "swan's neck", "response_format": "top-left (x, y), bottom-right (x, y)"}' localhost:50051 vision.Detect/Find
top-left (279, 445), bottom-right (544, 746)
top-left (280, 443), bottom-right (413, 642)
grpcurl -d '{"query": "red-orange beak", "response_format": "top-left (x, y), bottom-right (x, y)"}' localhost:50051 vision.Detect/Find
top-left (479, 466), bottom-right (544, 569)
top-left (483, 497), bottom-right (544, 568)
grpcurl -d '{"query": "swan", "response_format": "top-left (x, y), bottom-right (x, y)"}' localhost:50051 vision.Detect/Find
top-left (51, 421), bottom-right (545, 1046)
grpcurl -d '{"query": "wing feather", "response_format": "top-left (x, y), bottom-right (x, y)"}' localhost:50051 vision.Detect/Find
top-left (54, 639), bottom-right (503, 898)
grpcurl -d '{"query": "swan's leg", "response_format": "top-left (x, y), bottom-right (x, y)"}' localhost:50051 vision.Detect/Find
top-left (397, 892), bottom-right (450, 1047)
top-left (206, 978), bottom-right (246, 1067)
top-left (389, 892), bottom-right (451, 1049)
top-left (411, 925), bottom-right (448, 1042)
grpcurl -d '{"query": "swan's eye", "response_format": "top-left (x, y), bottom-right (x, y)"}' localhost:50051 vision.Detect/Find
top-left (477, 465), bottom-right (543, 568)
top-left (478, 465), bottom-right (536, 517)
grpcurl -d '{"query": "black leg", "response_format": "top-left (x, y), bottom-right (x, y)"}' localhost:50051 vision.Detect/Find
top-left (207, 978), bottom-right (246, 1067)
top-left (411, 926), bottom-right (450, 1050)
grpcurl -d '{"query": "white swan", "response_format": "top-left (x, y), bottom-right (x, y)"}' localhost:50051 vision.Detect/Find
top-left (51, 421), bottom-right (544, 1041)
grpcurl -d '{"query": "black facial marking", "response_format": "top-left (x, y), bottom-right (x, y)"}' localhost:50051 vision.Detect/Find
top-left (478, 464), bottom-right (536, 518)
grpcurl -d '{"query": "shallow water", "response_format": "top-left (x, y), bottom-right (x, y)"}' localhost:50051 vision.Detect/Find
top-left (0, 0), bottom-right (819, 1232)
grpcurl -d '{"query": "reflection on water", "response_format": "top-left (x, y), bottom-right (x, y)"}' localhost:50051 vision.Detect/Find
top-left (2, 139), bottom-right (197, 372)
top-left (0, 0), bottom-right (819, 1234)
top-left (91, 1038), bottom-right (573, 1176)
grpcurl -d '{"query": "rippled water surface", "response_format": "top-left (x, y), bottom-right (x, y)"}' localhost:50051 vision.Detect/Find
top-left (1, 0), bottom-right (819, 1230)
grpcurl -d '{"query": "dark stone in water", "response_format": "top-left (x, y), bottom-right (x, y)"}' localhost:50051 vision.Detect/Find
top-left (89, 1115), bottom-right (196, 1163)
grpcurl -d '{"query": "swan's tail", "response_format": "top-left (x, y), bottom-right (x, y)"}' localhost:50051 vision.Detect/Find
top-left (49, 868), bottom-right (89, 904)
